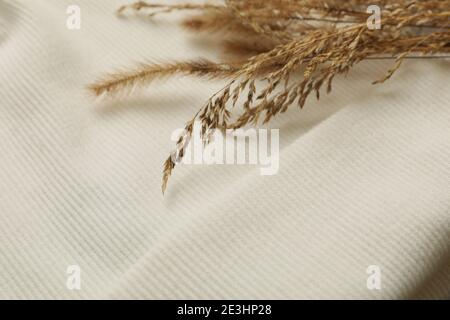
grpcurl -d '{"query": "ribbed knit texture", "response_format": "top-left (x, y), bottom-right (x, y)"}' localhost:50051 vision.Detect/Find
top-left (0, 0), bottom-right (449, 299)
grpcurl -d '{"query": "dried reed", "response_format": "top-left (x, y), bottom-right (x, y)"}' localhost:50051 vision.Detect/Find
top-left (89, 0), bottom-right (450, 193)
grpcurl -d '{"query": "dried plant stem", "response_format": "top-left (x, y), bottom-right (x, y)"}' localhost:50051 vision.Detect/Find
top-left (117, 2), bottom-right (222, 16)
top-left (89, 0), bottom-right (450, 194)
top-left (89, 60), bottom-right (240, 97)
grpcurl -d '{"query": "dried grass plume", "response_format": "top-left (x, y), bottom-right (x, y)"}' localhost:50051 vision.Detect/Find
top-left (89, 0), bottom-right (450, 194)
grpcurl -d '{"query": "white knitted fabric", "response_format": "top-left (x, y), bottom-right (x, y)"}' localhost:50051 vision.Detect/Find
top-left (0, 0), bottom-right (449, 299)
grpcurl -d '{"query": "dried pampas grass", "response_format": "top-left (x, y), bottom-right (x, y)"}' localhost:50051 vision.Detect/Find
top-left (89, 0), bottom-right (450, 194)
